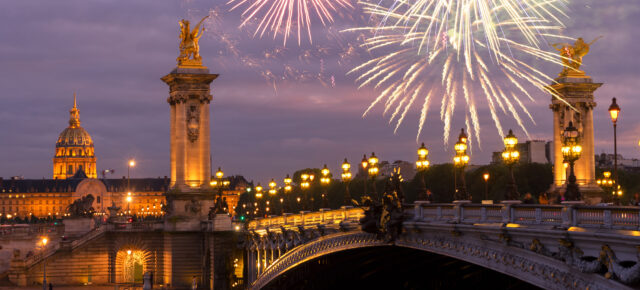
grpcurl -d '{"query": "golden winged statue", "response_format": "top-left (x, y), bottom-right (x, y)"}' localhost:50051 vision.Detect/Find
top-left (551, 36), bottom-right (601, 77)
top-left (177, 16), bottom-right (209, 67)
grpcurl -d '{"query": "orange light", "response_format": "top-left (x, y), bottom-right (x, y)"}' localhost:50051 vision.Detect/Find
top-left (608, 97), bottom-right (620, 124)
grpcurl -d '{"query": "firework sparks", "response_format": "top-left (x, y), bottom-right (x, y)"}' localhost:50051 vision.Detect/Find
top-left (348, 0), bottom-right (572, 145)
top-left (228, 0), bottom-right (354, 46)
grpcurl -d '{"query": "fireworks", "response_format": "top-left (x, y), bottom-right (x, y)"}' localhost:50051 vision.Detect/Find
top-left (348, 0), bottom-right (572, 146)
top-left (196, 6), bottom-right (361, 92)
top-left (228, 0), bottom-right (354, 46)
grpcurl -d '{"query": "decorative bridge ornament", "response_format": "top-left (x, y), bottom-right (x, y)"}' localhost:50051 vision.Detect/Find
top-left (244, 202), bottom-right (640, 290)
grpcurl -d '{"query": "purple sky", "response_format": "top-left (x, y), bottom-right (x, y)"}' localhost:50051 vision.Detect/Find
top-left (1, 0), bottom-right (639, 184)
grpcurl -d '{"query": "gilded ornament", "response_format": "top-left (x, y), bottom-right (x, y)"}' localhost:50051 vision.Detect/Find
top-left (552, 36), bottom-right (601, 77)
top-left (176, 16), bottom-right (208, 67)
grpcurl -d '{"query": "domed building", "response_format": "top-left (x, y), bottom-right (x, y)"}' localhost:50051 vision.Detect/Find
top-left (53, 94), bottom-right (97, 179)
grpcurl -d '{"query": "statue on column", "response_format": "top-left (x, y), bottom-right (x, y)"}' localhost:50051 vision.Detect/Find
top-left (177, 16), bottom-right (209, 67)
top-left (552, 36), bottom-right (601, 77)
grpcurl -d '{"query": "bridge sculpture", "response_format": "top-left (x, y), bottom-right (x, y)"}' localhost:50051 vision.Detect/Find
top-left (244, 202), bottom-right (640, 290)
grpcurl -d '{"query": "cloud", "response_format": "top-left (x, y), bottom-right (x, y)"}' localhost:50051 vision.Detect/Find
top-left (1, 0), bottom-right (640, 183)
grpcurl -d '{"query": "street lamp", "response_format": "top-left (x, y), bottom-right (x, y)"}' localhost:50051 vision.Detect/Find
top-left (268, 179), bottom-right (278, 214)
top-left (41, 237), bottom-right (48, 290)
top-left (416, 142), bottom-right (430, 200)
top-left (300, 173), bottom-right (310, 211)
top-left (283, 174), bottom-right (292, 213)
top-left (255, 183), bottom-right (263, 216)
top-left (367, 152), bottom-right (379, 199)
top-left (127, 159), bottom-right (135, 198)
top-left (453, 129), bottom-right (470, 200)
top-left (361, 154), bottom-right (369, 198)
top-left (126, 194), bottom-right (132, 215)
top-left (212, 167), bottom-right (226, 199)
top-left (341, 158), bottom-right (352, 206)
top-left (501, 129), bottom-right (520, 200)
top-left (562, 121), bottom-right (582, 201)
top-left (268, 179), bottom-right (277, 195)
top-left (597, 171), bottom-right (615, 203)
top-left (320, 164), bottom-right (331, 209)
top-left (483, 173), bottom-right (490, 201)
top-left (609, 97), bottom-right (621, 200)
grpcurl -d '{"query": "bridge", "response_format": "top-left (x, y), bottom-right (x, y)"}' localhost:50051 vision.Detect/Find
top-left (244, 202), bottom-right (640, 289)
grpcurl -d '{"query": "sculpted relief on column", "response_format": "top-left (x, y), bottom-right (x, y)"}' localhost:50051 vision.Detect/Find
top-left (186, 103), bottom-right (200, 142)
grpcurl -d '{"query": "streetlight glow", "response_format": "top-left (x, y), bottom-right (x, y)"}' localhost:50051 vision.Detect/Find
top-left (609, 97), bottom-right (620, 124)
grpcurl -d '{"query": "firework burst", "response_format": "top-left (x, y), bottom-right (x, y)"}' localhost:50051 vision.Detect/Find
top-left (348, 0), bottom-right (572, 146)
top-left (228, 0), bottom-right (354, 46)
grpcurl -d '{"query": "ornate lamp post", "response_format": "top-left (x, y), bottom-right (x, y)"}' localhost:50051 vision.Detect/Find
top-left (416, 142), bottom-right (430, 200)
top-left (367, 152), bottom-right (380, 199)
top-left (300, 173), bottom-right (310, 211)
top-left (608, 98), bottom-right (620, 199)
top-left (453, 129), bottom-right (469, 200)
top-left (341, 158), bottom-right (352, 206)
top-left (562, 122), bottom-right (582, 201)
top-left (41, 237), bottom-right (48, 290)
top-left (361, 154), bottom-right (369, 198)
top-left (597, 171), bottom-right (615, 203)
top-left (283, 174), bottom-right (292, 213)
top-left (255, 183), bottom-right (263, 217)
top-left (126, 194), bottom-right (132, 215)
top-left (320, 165), bottom-right (331, 209)
top-left (483, 173), bottom-right (490, 200)
top-left (501, 130), bottom-right (520, 200)
top-left (127, 159), bottom-right (135, 191)
top-left (268, 179), bottom-right (278, 214)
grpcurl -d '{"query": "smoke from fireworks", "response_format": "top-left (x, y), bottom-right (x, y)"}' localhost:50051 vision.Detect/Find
top-left (194, 6), bottom-right (363, 92)
top-left (228, 0), bottom-right (354, 46)
top-left (348, 0), bottom-right (572, 146)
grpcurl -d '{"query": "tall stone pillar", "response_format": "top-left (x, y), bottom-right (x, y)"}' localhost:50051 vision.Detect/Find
top-left (162, 66), bottom-right (218, 229)
top-left (548, 72), bottom-right (603, 204)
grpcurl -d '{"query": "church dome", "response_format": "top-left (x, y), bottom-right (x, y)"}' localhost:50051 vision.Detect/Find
top-left (53, 94), bottom-right (97, 179)
top-left (56, 127), bottom-right (94, 148)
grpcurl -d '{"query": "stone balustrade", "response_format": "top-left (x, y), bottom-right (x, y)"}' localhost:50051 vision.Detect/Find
top-left (412, 202), bottom-right (640, 229)
top-left (247, 206), bottom-right (364, 230)
top-left (248, 202), bottom-right (640, 231)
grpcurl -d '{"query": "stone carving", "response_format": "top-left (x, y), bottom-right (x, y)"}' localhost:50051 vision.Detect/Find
top-left (161, 199), bottom-right (172, 216)
top-left (599, 245), bottom-right (640, 284)
top-left (177, 16), bottom-right (208, 66)
top-left (358, 170), bottom-right (404, 242)
top-left (184, 199), bottom-right (201, 215)
top-left (186, 104), bottom-right (200, 142)
top-left (552, 37), bottom-right (601, 77)
top-left (555, 239), bottom-right (600, 273)
top-left (529, 239), bottom-right (553, 257)
top-left (66, 194), bottom-right (95, 217)
top-left (208, 196), bottom-right (228, 219)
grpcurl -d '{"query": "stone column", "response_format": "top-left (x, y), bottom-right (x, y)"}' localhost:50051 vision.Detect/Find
top-left (162, 66), bottom-right (218, 192)
top-left (162, 66), bottom-right (218, 230)
top-left (547, 75), bottom-right (603, 204)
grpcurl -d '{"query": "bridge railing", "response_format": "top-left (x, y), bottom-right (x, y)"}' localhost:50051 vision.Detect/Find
top-left (248, 207), bottom-right (364, 230)
top-left (413, 202), bottom-right (640, 229)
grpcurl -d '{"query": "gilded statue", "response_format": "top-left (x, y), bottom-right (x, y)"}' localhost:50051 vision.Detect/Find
top-left (552, 36), bottom-right (601, 77)
top-left (177, 16), bottom-right (209, 67)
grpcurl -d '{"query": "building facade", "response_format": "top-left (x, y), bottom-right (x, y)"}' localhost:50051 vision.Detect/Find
top-left (491, 140), bottom-right (552, 165)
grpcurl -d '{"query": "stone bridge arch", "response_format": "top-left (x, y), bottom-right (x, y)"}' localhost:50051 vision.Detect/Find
top-left (250, 231), bottom-right (630, 290)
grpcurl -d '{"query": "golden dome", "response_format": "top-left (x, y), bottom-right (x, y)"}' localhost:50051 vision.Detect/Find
top-left (54, 93), bottom-right (95, 158)
top-left (56, 127), bottom-right (94, 148)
